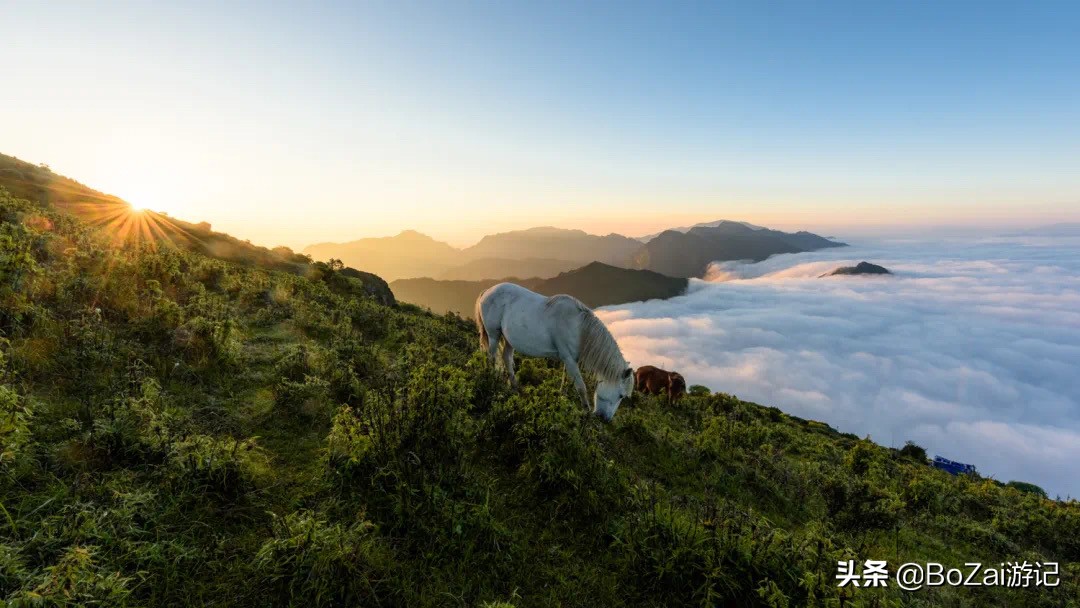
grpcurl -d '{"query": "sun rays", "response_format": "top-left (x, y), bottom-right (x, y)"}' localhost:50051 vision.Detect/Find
top-left (60, 194), bottom-right (202, 251)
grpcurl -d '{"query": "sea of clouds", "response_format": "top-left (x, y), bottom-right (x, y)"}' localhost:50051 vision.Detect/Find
top-left (597, 236), bottom-right (1080, 498)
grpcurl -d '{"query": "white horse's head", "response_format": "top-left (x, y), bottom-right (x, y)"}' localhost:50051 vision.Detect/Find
top-left (594, 367), bottom-right (634, 422)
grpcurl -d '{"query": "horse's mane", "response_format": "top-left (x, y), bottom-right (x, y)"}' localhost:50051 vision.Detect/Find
top-left (546, 295), bottom-right (627, 381)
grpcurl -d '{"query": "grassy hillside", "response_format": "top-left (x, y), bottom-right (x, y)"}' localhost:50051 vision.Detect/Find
top-left (0, 153), bottom-right (395, 305)
top-left (391, 262), bottom-right (689, 315)
top-left (1, 186), bottom-right (1078, 607)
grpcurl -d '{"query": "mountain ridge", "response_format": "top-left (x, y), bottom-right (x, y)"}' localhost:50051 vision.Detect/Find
top-left (437, 257), bottom-right (582, 281)
top-left (637, 219), bottom-right (767, 241)
top-left (306, 221), bottom-right (845, 281)
top-left (390, 261), bottom-right (689, 315)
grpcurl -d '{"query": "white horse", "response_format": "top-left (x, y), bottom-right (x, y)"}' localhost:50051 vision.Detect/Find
top-left (475, 282), bottom-right (634, 421)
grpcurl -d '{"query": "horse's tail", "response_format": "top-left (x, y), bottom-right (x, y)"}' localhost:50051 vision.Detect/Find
top-left (475, 289), bottom-right (489, 351)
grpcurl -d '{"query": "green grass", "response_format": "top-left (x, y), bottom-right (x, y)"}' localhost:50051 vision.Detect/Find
top-left (1, 186), bottom-right (1078, 607)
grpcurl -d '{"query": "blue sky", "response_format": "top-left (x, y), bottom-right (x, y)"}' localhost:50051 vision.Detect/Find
top-left (4, 1), bottom-right (1079, 247)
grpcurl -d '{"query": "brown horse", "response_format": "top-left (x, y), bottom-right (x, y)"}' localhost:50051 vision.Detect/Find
top-left (634, 365), bottom-right (687, 404)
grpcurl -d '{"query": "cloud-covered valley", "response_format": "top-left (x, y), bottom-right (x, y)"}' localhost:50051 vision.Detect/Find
top-left (596, 237), bottom-right (1080, 498)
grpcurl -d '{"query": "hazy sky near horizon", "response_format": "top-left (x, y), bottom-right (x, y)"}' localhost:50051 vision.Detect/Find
top-left (4, 1), bottom-right (1080, 249)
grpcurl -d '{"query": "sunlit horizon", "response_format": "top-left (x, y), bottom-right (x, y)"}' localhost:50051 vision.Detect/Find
top-left (5, 2), bottom-right (1079, 251)
top-left (14, 153), bottom-right (1079, 251)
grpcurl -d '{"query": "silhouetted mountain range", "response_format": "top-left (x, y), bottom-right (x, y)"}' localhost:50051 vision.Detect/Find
top-left (637, 219), bottom-right (766, 242)
top-left (391, 262), bottom-right (688, 316)
top-left (306, 221), bottom-right (845, 281)
top-left (305, 230), bottom-right (461, 281)
top-left (460, 227), bottom-right (642, 265)
top-left (304, 227), bottom-right (643, 282)
top-left (632, 221), bottom-right (847, 278)
top-left (437, 257), bottom-right (581, 281)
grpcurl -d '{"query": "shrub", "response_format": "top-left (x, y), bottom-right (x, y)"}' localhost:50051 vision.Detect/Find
top-left (613, 498), bottom-right (829, 607)
top-left (897, 440), bottom-right (928, 463)
top-left (173, 315), bottom-right (238, 366)
top-left (326, 363), bottom-right (476, 507)
top-left (0, 543), bottom-right (29, 598)
top-left (1006, 480), bottom-right (1048, 499)
top-left (0, 384), bottom-right (31, 470)
top-left (820, 468), bottom-right (903, 534)
top-left (275, 375), bottom-right (332, 420)
top-left (166, 434), bottom-right (264, 502)
top-left (11, 545), bottom-right (133, 606)
top-left (325, 405), bottom-right (374, 484)
top-left (486, 376), bottom-right (628, 520)
top-left (688, 384), bottom-right (710, 397)
top-left (254, 511), bottom-right (396, 607)
top-left (902, 468), bottom-right (962, 515)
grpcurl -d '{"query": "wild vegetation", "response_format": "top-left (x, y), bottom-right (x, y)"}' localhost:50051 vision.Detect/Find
top-left (2, 185), bottom-right (1078, 607)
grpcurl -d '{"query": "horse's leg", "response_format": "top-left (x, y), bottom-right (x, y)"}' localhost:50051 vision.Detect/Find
top-left (486, 331), bottom-right (501, 367)
top-left (560, 356), bottom-right (590, 411)
top-left (502, 342), bottom-right (518, 389)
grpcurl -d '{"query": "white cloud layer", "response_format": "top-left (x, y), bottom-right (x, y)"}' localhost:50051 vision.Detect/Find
top-left (597, 237), bottom-right (1080, 498)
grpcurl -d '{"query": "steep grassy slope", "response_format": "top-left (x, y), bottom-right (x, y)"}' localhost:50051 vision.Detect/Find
top-left (1, 187), bottom-right (1078, 607)
top-left (391, 262), bottom-right (689, 315)
top-left (0, 154), bottom-right (395, 305)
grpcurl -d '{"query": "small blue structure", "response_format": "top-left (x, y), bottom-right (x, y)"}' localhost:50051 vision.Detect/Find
top-left (932, 455), bottom-right (976, 476)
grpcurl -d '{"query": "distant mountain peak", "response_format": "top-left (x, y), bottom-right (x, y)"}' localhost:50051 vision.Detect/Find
top-left (460, 226), bottom-right (641, 267)
top-left (820, 261), bottom-right (891, 277)
top-left (522, 226), bottom-right (581, 234)
top-left (303, 219), bottom-right (842, 283)
top-left (638, 219), bottom-right (765, 242)
top-left (395, 229), bottom-right (442, 241)
top-left (632, 223), bottom-right (845, 278)
top-left (480, 226), bottom-right (591, 239)
top-left (574, 260), bottom-right (613, 271)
